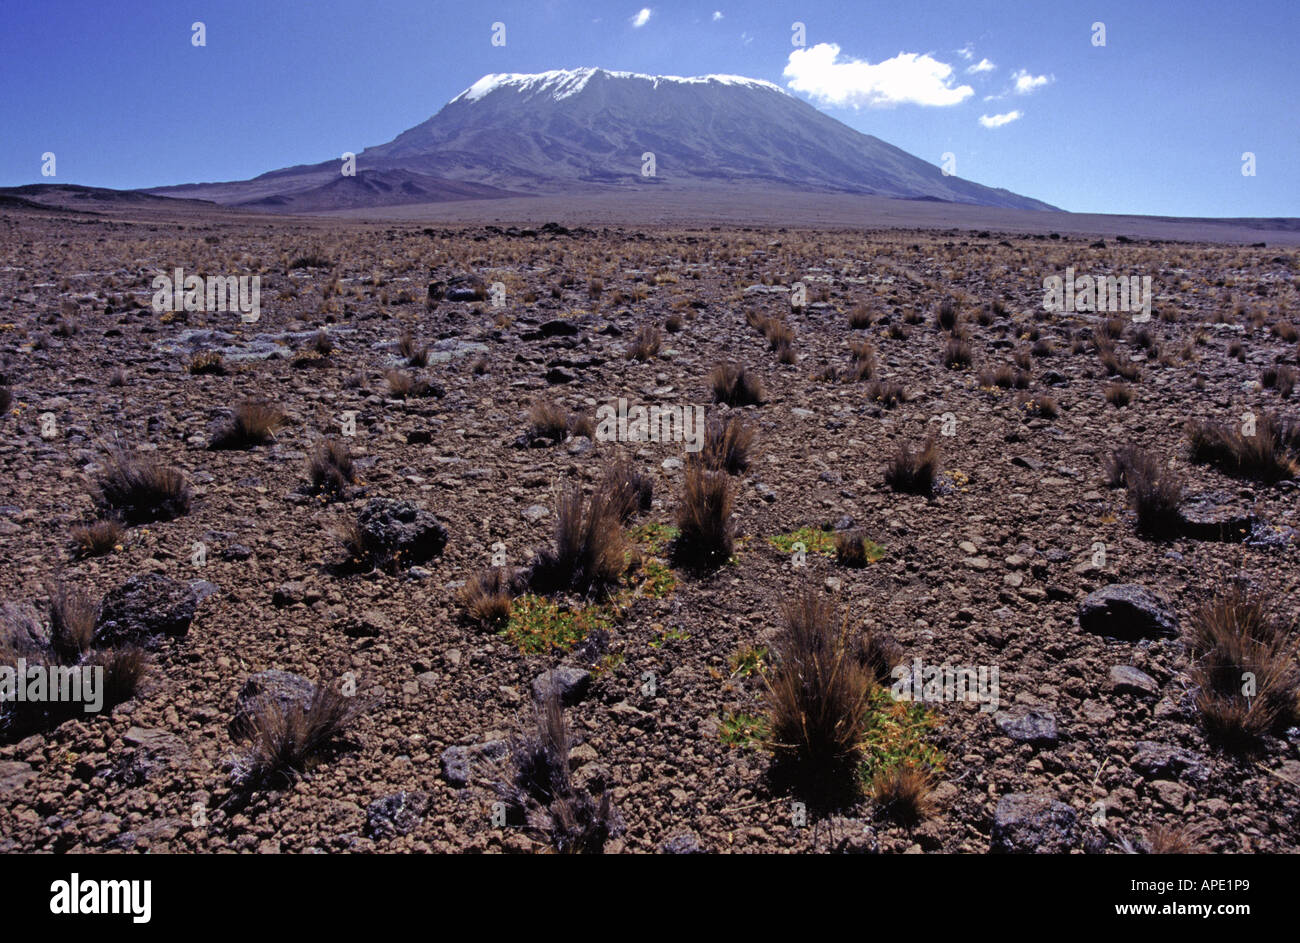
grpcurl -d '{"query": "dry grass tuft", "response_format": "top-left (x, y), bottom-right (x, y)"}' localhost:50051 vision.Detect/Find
top-left (672, 467), bottom-right (734, 570)
top-left (765, 589), bottom-right (873, 775)
top-left (885, 436), bottom-right (941, 495)
top-left (94, 450), bottom-right (191, 524)
top-left (1185, 584), bottom-right (1298, 747)
top-left (210, 400), bottom-right (286, 449)
top-left (710, 362), bottom-right (765, 406)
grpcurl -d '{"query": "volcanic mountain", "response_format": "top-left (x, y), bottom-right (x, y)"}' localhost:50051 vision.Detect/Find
top-left (148, 67), bottom-right (1054, 212)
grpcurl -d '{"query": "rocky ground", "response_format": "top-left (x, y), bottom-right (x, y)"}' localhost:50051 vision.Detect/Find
top-left (0, 205), bottom-right (1297, 853)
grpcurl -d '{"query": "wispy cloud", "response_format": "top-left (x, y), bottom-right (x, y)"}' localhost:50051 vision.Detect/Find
top-left (784, 43), bottom-right (973, 108)
top-left (966, 58), bottom-right (996, 74)
top-left (712, 10), bottom-right (723, 21)
top-left (1011, 69), bottom-right (1052, 94)
top-left (979, 110), bottom-right (1023, 128)
top-left (630, 7), bottom-right (652, 28)
top-left (956, 43), bottom-right (975, 61)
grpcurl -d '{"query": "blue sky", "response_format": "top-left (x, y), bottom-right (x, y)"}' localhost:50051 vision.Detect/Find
top-left (1, 0), bottom-right (1295, 216)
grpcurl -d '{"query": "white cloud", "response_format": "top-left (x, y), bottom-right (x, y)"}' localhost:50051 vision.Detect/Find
top-left (956, 43), bottom-right (974, 60)
top-left (1011, 69), bottom-right (1052, 94)
top-left (630, 8), bottom-right (652, 28)
top-left (979, 110), bottom-right (1022, 128)
top-left (967, 58), bottom-right (996, 74)
top-left (784, 43), bottom-right (974, 108)
top-left (712, 10), bottom-right (723, 21)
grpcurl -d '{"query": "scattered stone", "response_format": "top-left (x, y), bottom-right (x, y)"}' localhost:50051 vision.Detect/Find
top-left (1078, 584), bottom-right (1176, 639)
top-left (995, 709), bottom-right (1058, 746)
top-left (1110, 665), bottom-right (1159, 697)
top-left (355, 498), bottom-right (448, 566)
top-left (532, 667), bottom-right (592, 706)
top-left (1177, 492), bottom-right (1257, 541)
top-left (991, 793), bottom-right (1079, 853)
top-left (0, 760), bottom-right (36, 795)
top-left (662, 833), bottom-right (707, 854)
top-left (1131, 741), bottom-right (1210, 785)
top-left (94, 574), bottom-right (202, 649)
top-left (365, 791), bottom-right (428, 839)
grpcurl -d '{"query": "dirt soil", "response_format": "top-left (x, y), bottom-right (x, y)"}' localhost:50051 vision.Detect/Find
top-left (0, 205), bottom-right (1297, 853)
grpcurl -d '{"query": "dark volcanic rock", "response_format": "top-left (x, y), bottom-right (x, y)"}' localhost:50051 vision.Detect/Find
top-left (995, 709), bottom-right (1058, 746)
top-left (365, 791), bottom-right (428, 839)
top-left (356, 498), bottom-right (448, 568)
top-left (1110, 665), bottom-right (1159, 697)
top-left (1177, 492), bottom-right (1257, 541)
top-left (93, 575), bottom-right (201, 648)
top-left (1131, 741), bottom-right (1210, 786)
top-left (531, 667), bottom-right (592, 706)
top-left (662, 833), bottom-right (708, 854)
top-left (991, 793), bottom-right (1079, 854)
top-left (1078, 584), bottom-right (1176, 639)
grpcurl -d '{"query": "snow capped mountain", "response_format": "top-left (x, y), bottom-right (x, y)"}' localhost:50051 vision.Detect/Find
top-left (450, 68), bottom-right (787, 104)
top-left (149, 67), bottom-right (1053, 212)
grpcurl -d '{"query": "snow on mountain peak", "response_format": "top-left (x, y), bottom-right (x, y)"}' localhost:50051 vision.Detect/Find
top-left (450, 68), bottom-right (786, 104)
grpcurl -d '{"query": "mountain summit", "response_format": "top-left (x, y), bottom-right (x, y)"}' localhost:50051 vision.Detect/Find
top-left (150, 67), bottom-right (1053, 212)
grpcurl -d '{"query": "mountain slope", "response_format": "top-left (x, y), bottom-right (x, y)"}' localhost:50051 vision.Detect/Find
top-left (149, 68), bottom-right (1054, 211)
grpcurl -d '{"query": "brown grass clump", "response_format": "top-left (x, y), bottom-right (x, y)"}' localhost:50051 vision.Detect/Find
top-left (307, 437), bottom-right (356, 498)
top-left (93, 450), bottom-right (191, 524)
top-left (710, 362), bottom-right (765, 406)
top-left (849, 340), bottom-right (876, 381)
top-left (0, 587), bottom-right (147, 740)
top-left (885, 436), bottom-right (941, 495)
top-left (70, 519), bottom-right (123, 557)
top-left (1100, 349), bottom-right (1141, 381)
top-left (672, 467), bottom-right (734, 570)
top-left (870, 765), bottom-right (933, 824)
top-left (1186, 413), bottom-right (1299, 482)
top-left (231, 683), bottom-right (365, 789)
top-left (384, 369), bottom-right (436, 400)
top-left (833, 531), bottom-right (882, 568)
top-left (1104, 382), bottom-right (1134, 407)
top-left (527, 398), bottom-right (575, 442)
top-left (460, 568), bottom-right (517, 629)
top-left (867, 380), bottom-right (907, 408)
top-left (847, 305), bottom-right (873, 329)
top-left (210, 400), bottom-right (286, 449)
top-left (46, 581), bottom-right (98, 662)
top-left (187, 351), bottom-right (226, 375)
top-left (763, 318), bottom-right (795, 352)
top-left (693, 413), bottom-right (754, 475)
top-left (1015, 391), bottom-right (1059, 419)
top-left (665, 313), bottom-right (684, 333)
top-left (935, 300), bottom-right (959, 332)
top-left (626, 324), bottom-right (662, 361)
top-left (531, 485), bottom-right (627, 595)
top-left (1141, 824), bottom-right (1208, 854)
top-left (496, 694), bottom-right (623, 853)
top-left (1106, 443), bottom-right (1183, 535)
top-left (1184, 584), bottom-right (1298, 747)
top-left (599, 460), bottom-right (654, 522)
top-left (398, 329), bottom-right (429, 367)
top-left (942, 337), bottom-right (972, 369)
top-left (764, 589), bottom-right (873, 775)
